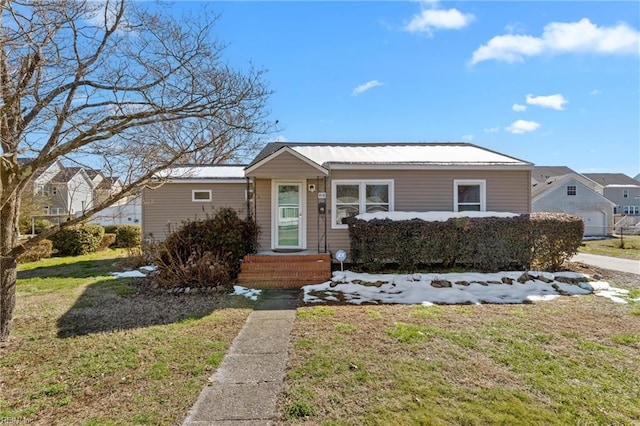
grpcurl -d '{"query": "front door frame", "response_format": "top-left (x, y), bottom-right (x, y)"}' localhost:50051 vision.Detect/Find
top-left (271, 179), bottom-right (307, 250)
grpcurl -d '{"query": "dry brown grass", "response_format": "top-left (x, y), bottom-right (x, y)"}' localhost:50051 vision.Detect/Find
top-left (1, 251), bottom-right (253, 425)
top-left (279, 267), bottom-right (640, 425)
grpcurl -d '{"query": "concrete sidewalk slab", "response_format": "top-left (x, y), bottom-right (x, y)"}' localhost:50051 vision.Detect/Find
top-left (182, 288), bottom-right (300, 425)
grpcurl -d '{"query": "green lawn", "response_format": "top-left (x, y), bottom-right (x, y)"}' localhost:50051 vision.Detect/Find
top-left (579, 235), bottom-right (640, 260)
top-left (280, 285), bottom-right (640, 424)
top-left (1, 250), bottom-right (253, 425)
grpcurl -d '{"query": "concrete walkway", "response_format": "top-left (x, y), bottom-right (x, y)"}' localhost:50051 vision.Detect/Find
top-left (572, 253), bottom-right (639, 275)
top-left (182, 289), bottom-right (299, 425)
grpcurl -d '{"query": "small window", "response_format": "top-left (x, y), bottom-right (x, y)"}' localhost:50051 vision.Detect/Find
top-left (634, 206), bottom-right (640, 215)
top-left (567, 185), bottom-right (576, 196)
top-left (52, 186), bottom-right (58, 195)
top-left (454, 180), bottom-right (486, 212)
top-left (623, 206), bottom-right (630, 214)
top-left (192, 190), bottom-right (212, 202)
top-left (623, 189), bottom-right (629, 198)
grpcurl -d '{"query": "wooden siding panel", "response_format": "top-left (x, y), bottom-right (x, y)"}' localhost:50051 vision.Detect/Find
top-left (247, 151), bottom-right (326, 178)
top-left (142, 182), bottom-right (247, 241)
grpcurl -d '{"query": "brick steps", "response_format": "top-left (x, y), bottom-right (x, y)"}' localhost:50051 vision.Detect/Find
top-left (237, 253), bottom-right (332, 289)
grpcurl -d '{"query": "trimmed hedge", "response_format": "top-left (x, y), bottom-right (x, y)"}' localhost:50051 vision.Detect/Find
top-left (17, 239), bottom-right (53, 263)
top-left (153, 208), bottom-right (259, 288)
top-left (348, 212), bottom-right (583, 272)
top-left (49, 224), bottom-right (105, 256)
top-left (531, 212), bottom-right (584, 270)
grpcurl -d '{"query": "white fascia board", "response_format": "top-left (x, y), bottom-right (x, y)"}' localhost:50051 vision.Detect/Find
top-left (245, 146), bottom-right (329, 175)
top-left (164, 178), bottom-right (248, 184)
top-left (326, 163), bottom-right (533, 171)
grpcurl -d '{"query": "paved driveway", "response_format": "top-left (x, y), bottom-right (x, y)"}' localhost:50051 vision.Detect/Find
top-left (572, 253), bottom-right (639, 275)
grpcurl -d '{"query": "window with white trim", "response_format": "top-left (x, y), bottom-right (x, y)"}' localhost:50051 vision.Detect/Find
top-left (567, 185), bottom-right (576, 196)
top-left (623, 189), bottom-right (629, 198)
top-left (192, 190), bottom-right (212, 202)
top-left (332, 180), bottom-right (393, 229)
top-left (453, 180), bottom-right (486, 212)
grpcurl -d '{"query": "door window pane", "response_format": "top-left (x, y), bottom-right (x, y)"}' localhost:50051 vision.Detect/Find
top-left (278, 185), bottom-right (299, 246)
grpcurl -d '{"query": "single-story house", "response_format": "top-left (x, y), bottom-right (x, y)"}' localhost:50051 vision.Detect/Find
top-left (531, 172), bottom-right (615, 236)
top-left (143, 143), bottom-right (533, 254)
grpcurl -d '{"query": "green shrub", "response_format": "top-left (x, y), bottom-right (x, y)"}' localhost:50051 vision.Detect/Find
top-left (19, 217), bottom-right (52, 235)
top-left (153, 208), bottom-right (259, 288)
top-left (49, 224), bottom-right (105, 256)
top-left (348, 213), bottom-right (583, 272)
top-left (103, 225), bottom-right (119, 234)
top-left (115, 225), bottom-right (141, 248)
top-left (99, 233), bottom-right (117, 250)
top-left (17, 239), bottom-right (53, 263)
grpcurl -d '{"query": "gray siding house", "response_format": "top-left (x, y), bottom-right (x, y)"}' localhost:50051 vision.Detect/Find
top-left (584, 173), bottom-right (640, 216)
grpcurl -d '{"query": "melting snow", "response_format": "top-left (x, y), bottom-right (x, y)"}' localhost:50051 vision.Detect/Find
top-left (111, 270), bottom-right (146, 278)
top-left (303, 270), bottom-right (632, 306)
top-left (356, 211), bottom-right (519, 222)
top-left (233, 286), bottom-right (262, 301)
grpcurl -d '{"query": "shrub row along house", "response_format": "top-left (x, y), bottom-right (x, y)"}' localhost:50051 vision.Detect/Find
top-left (143, 142), bottom-right (533, 285)
top-left (18, 158), bottom-right (135, 227)
top-left (531, 167), bottom-right (640, 236)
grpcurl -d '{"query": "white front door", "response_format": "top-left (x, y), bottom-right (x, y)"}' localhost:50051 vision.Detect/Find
top-left (272, 181), bottom-right (306, 249)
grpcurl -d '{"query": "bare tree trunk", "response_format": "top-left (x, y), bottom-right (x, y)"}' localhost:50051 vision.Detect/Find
top-left (0, 194), bottom-right (18, 344)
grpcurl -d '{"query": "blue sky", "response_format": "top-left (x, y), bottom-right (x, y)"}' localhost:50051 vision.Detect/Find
top-left (172, 1), bottom-right (639, 177)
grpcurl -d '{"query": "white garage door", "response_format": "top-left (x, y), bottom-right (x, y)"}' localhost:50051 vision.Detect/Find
top-left (578, 210), bottom-right (606, 236)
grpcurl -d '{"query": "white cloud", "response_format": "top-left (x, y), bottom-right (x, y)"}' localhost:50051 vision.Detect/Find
top-left (590, 89), bottom-right (602, 95)
top-left (405, 8), bottom-right (475, 36)
top-left (526, 93), bottom-right (568, 110)
top-left (352, 80), bottom-right (384, 96)
top-left (470, 18), bottom-right (639, 65)
top-left (484, 127), bottom-right (500, 133)
top-left (512, 103), bottom-right (527, 112)
top-left (461, 134), bottom-right (474, 142)
top-left (505, 120), bottom-right (541, 134)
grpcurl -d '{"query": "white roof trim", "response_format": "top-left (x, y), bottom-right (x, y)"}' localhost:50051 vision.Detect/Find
top-left (163, 179), bottom-right (247, 184)
top-left (245, 146), bottom-right (329, 175)
top-left (327, 163), bottom-right (533, 171)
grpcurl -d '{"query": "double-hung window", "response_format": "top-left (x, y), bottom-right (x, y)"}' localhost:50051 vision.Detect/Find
top-left (332, 180), bottom-right (393, 229)
top-left (453, 180), bottom-right (486, 212)
top-left (567, 185), bottom-right (576, 196)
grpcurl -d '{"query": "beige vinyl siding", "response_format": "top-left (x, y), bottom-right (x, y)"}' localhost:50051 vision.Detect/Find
top-left (252, 169), bottom-right (530, 256)
top-left (142, 182), bottom-right (247, 240)
top-left (325, 169), bottom-right (531, 256)
top-left (247, 151), bottom-right (326, 178)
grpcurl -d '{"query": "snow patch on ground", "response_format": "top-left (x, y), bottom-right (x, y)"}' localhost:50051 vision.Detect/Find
top-left (303, 270), bottom-right (630, 306)
top-left (111, 270), bottom-right (147, 278)
top-left (233, 286), bottom-right (262, 301)
top-left (356, 211), bottom-right (519, 222)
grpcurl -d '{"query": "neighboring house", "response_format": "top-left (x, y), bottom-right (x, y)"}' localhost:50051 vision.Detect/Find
top-left (142, 165), bottom-right (248, 240)
top-left (584, 173), bottom-right (640, 216)
top-left (143, 143), bottom-right (533, 255)
top-left (532, 166), bottom-right (602, 193)
top-left (532, 172), bottom-right (614, 236)
top-left (90, 195), bottom-right (142, 226)
top-left (94, 176), bottom-right (124, 205)
top-left (43, 167), bottom-right (94, 222)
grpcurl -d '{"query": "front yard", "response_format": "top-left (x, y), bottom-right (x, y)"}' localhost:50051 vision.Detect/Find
top-left (1, 250), bottom-right (253, 425)
top-left (3, 250), bottom-right (640, 425)
top-left (279, 267), bottom-right (640, 424)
